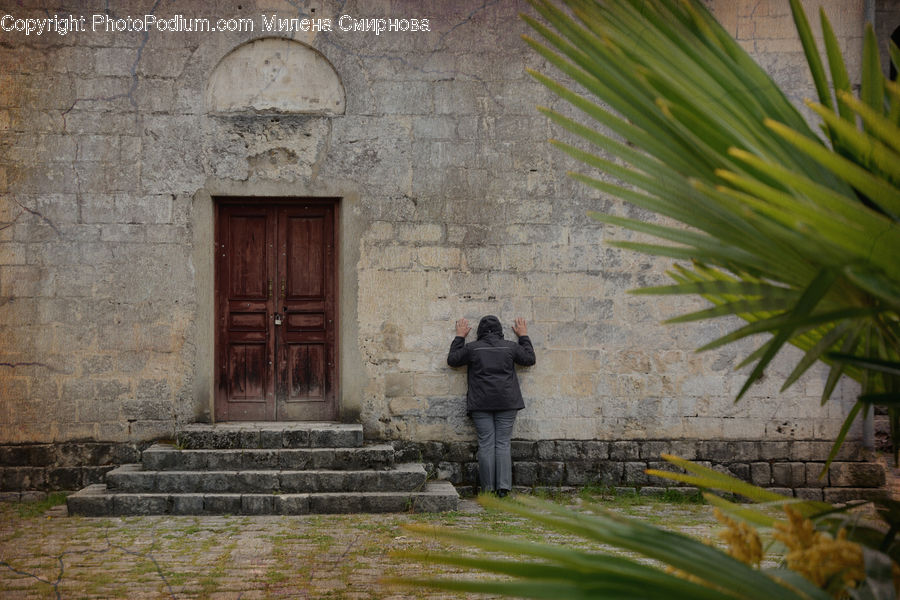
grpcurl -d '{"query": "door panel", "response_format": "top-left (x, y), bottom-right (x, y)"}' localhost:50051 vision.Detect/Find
top-left (287, 343), bottom-right (325, 399)
top-left (215, 200), bottom-right (337, 421)
top-left (227, 343), bottom-right (268, 400)
top-left (216, 206), bottom-right (276, 421)
top-left (285, 214), bottom-right (325, 297)
top-left (228, 215), bottom-right (268, 298)
top-left (276, 205), bottom-right (336, 420)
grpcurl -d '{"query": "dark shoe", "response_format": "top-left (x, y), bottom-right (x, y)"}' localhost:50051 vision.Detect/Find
top-left (496, 489), bottom-right (509, 498)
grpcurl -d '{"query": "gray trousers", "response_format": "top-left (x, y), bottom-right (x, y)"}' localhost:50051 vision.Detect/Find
top-left (470, 409), bottom-right (517, 492)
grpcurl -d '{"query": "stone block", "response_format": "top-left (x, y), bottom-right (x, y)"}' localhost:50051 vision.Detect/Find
top-left (828, 462), bottom-right (886, 488)
top-left (82, 466), bottom-right (114, 486)
top-left (771, 462), bottom-right (806, 488)
top-left (47, 467), bottom-right (82, 490)
top-left (242, 495), bottom-right (274, 515)
top-left (184, 472), bottom-right (230, 493)
top-left (171, 495), bottom-right (204, 515)
top-left (728, 463), bottom-right (750, 483)
top-left (414, 442), bottom-right (444, 463)
top-left (610, 441), bottom-right (640, 461)
top-left (582, 441), bottom-right (609, 461)
top-left (0, 467), bottom-right (49, 490)
top-left (315, 449), bottom-right (344, 470)
top-left (639, 441), bottom-right (671, 460)
top-left (259, 430), bottom-right (283, 449)
top-left (236, 430), bottom-right (263, 449)
top-left (26, 444), bottom-right (54, 467)
top-left (175, 451), bottom-right (206, 470)
top-left (595, 461), bottom-right (625, 487)
top-left (537, 462), bottom-right (565, 486)
top-left (805, 463), bottom-right (828, 488)
top-left (750, 462), bottom-right (771, 487)
top-left (141, 446), bottom-right (178, 471)
top-left (445, 442), bottom-right (475, 462)
top-left (384, 372), bottom-right (413, 397)
top-left (274, 494), bottom-right (309, 515)
top-left (0, 445), bottom-right (42, 467)
top-left (623, 462), bottom-right (651, 486)
top-left (309, 427), bottom-right (362, 448)
top-left (112, 444), bottom-right (141, 464)
top-left (279, 472), bottom-right (316, 493)
top-left (790, 442), bottom-right (831, 462)
top-left (463, 462), bottom-right (479, 485)
top-left (701, 441), bottom-right (733, 462)
top-left (513, 461), bottom-right (537, 486)
top-left (563, 461), bottom-right (591, 485)
top-left (242, 450), bottom-right (279, 470)
top-left (435, 461), bottom-right (462, 483)
top-left (391, 442), bottom-right (420, 464)
top-left (67, 486), bottom-right (112, 516)
top-left (204, 495), bottom-right (242, 514)
top-left (511, 441), bottom-right (534, 460)
top-left (645, 461), bottom-right (683, 484)
top-left (112, 494), bottom-right (168, 515)
top-left (109, 469), bottom-right (155, 492)
top-left (794, 488), bottom-right (824, 501)
top-left (824, 488), bottom-right (887, 504)
top-left (535, 440), bottom-right (557, 460)
top-left (277, 450), bottom-right (312, 470)
top-left (282, 429), bottom-right (310, 448)
top-left (233, 472), bottom-right (277, 493)
top-left (19, 491), bottom-right (47, 502)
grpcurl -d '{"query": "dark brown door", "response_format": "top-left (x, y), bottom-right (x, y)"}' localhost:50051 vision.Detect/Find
top-left (215, 200), bottom-right (338, 421)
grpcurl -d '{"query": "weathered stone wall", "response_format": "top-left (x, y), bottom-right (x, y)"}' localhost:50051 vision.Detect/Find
top-left (396, 439), bottom-right (887, 501)
top-left (0, 441), bottom-right (142, 497)
top-left (1, 0), bottom-right (897, 485)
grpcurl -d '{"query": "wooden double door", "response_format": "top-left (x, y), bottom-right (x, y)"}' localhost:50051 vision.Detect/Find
top-left (215, 199), bottom-right (338, 421)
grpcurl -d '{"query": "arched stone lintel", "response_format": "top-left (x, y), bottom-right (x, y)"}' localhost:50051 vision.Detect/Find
top-left (206, 37), bottom-right (345, 116)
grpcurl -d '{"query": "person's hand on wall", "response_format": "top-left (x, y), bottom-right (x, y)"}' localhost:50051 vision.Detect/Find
top-left (456, 318), bottom-right (471, 338)
top-left (512, 317), bottom-right (527, 337)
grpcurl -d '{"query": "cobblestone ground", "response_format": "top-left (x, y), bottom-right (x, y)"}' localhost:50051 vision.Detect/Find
top-left (0, 494), bottom-right (721, 599)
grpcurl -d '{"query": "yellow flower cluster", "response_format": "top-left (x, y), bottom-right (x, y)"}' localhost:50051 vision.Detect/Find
top-left (773, 505), bottom-right (865, 594)
top-left (714, 508), bottom-right (763, 568)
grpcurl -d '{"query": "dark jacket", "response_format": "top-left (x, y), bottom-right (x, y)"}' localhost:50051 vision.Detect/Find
top-left (447, 316), bottom-right (536, 413)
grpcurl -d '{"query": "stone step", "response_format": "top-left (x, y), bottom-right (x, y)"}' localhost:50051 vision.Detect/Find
top-left (142, 443), bottom-right (395, 471)
top-left (176, 422), bottom-right (363, 450)
top-left (67, 481), bottom-right (459, 515)
top-left (105, 463), bottom-right (427, 494)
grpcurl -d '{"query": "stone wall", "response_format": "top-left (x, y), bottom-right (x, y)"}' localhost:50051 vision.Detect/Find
top-left (1, 0), bottom-right (899, 491)
top-left (1, 437), bottom-right (886, 500)
top-left (396, 439), bottom-right (888, 501)
top-left (0, 441), bottom-right (141, 498)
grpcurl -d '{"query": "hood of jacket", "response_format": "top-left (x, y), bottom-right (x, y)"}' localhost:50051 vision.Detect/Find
top-left (476, 315), bottom-right (504, 340)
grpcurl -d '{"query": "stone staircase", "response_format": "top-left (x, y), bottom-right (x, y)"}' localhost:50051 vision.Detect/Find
top-left (67, 423), bottom-right (458, 516)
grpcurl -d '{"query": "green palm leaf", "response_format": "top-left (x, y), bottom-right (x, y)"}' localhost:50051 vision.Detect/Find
top-left (522, 0), bottom-right (900, 459)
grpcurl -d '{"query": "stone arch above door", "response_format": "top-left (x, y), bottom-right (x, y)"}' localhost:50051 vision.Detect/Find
top-left (206, 38), bottom-right (345, 116)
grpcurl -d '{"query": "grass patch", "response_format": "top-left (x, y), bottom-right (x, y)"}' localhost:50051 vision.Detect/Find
top-left (15, 492), bottom-right (68, 518)
top-left (577, 485), bottom-right (705, 507)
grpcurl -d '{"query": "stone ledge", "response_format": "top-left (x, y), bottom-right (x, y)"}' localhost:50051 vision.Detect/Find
top-left (1, 438), bottom-right (884, 497)
top-left (396, 439), bottom-right (885, 497)
top-left (66, 482), bottom-right (459, 515)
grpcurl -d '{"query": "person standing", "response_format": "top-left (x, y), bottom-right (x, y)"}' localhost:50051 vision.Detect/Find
top-left (447, 315), bottom-right (536, 497)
